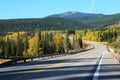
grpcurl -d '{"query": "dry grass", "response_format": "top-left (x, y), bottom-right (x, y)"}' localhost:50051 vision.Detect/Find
top-left (0, 59), bottom-right (11, 64)
top-left (108, 48), bottom-right (120, 63)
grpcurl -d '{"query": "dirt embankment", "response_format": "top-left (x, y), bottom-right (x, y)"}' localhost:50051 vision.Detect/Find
top-left (99, 41), bottom-right (120, 63)
top-left (108, 48), bottom-right (120, 63)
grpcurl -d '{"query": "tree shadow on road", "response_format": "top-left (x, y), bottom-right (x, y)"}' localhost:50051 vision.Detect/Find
top-left (0, 57), bottom-right (120, 80)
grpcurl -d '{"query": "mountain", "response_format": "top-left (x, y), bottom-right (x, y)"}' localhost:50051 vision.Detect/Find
top-left (73, 13), bottom-right (120, 28)
top-left (0, 11), bottom-right (120, 32)
top-left (47, 11), bottom-right (120, 28)
top-left (47, 11), bottom-right (104, 18)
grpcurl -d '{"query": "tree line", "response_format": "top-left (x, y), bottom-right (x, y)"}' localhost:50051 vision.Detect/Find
top-left (76, 25), bottom-right (120, 49)
top-left (0, 17), bottom-right (86, 32)
top-left (0, 30), bottom-right (83, 58)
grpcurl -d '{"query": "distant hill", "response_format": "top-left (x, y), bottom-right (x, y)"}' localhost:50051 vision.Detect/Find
top-left (47, 11), bottom-right (104, 18)
top-left (72, 13), bottom-right (120, 28)
top-left (105, 22), bottom-right (120, 30)
top-left (47, 11), bottom-right (120, 28)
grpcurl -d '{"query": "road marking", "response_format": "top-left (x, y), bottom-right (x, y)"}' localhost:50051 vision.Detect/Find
top-left (93, 52), bottom-right (104, 80)
top-left (35, 62), bottom-right (64, 72)
top-left (77, 51), bottom-right (95, 58)
top-left (36, 69), bottom-right (46, 72)
top-left (47, 62), bottom-right (64, 69)
top-left (12, 62), bottom-right (64, 80)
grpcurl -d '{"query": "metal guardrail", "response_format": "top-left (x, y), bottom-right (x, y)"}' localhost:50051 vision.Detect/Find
top-left (1, 47), bottom-right (95, 66)
top-left (1, 53), bottom-right (68, 66)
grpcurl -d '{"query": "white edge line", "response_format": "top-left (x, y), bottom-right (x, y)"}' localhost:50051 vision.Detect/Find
top-left (93, 52), bottom-right (104, 80)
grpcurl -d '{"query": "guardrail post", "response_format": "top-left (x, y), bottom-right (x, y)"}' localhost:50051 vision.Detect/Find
top-left (31, 58), bottom-right (33, 61)
top-left (15, 60), bottom-right (17, 64)
top-left (24, 59), bottom-right (26, 62)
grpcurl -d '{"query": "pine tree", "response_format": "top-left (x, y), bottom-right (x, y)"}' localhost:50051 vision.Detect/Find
top-left (16, 31), bottom-right (23, 56)
top-left (42, 31), bottom-right (50, 54)
top-left (10, 40), bottom-right (16, 57)
top-left (78, 37), bottom-right (83, 48)
top-left (4, 37), bottom-right (10, 58)
top-left (23, 31), bottom-right (29, 56)
top-left (0, 38), bottom-right (5, 57)
top-left (65, 31), bottom-right (72, 52)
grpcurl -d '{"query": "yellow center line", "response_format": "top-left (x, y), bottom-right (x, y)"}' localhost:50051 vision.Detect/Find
top-left (12, 52), bottom-right (95, 80)
top-left (12, 62), bottom-right (64, 80)
top-left (35, 62), bottom-right (64, 72)
top-left (47, 62), bottom-right (64, 69)
top-left (35, 69), bottom-right (46, 72)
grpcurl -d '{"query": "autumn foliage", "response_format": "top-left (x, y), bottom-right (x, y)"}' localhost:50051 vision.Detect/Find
top-left (0, 30), bottom-right (83, 58)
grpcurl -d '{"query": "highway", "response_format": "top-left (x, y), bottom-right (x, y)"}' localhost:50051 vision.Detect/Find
top-left (0, 41), bottom-right (120, 80)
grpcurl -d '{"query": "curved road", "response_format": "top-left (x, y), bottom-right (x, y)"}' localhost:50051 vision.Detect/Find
top-left (0, 41), bottom-right (120, 80)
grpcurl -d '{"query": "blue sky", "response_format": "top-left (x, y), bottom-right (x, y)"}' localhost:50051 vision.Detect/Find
top-left (0, 0), bottom-right (120, 19)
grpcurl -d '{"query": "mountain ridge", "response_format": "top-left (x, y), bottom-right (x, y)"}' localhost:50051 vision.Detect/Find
top-left (47, 11), bottom-right (120, 28)
top-left (47, 11), bottom-right (104, 18)
top-left (0, 11), bottom-right (120, 32)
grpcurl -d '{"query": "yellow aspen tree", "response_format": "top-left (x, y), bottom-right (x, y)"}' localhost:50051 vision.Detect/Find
top-left (53, 34), bottom-right (64, 53)
top-left (27, 32), bottom-right (39, 56)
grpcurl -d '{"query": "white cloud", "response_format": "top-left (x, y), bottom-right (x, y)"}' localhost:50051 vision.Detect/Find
top-left (89, 0), bottom-right (96, 13)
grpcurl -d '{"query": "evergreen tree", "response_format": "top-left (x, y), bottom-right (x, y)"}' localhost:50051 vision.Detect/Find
top-left (4, 37), bottom-right (10, 58)
top-left (37, 31), bottom-right (41, 55)
top-left (78, 37), bottom-right (83, 48)
top-left (16, 31), bottom-right (23, 56)
top-left (65, 31), bottom-right (72, 52)
top-left (10, 40), bottom-right (16, 57)
top-left (0, 38), bottom-right (5, 57)
top-left (23, 32), bottom-right (29, 56)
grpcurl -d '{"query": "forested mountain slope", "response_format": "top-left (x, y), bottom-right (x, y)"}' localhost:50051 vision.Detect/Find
top-left (0, 12), bottom-right (120, 32)
top-left (0, 17), bottom-right (87, 32)
top-left (48, 11), bottom-right (120, 29)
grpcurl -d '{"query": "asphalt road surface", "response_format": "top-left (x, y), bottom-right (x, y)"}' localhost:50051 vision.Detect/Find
top-left (0, 41), bottom-right (120, 80)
